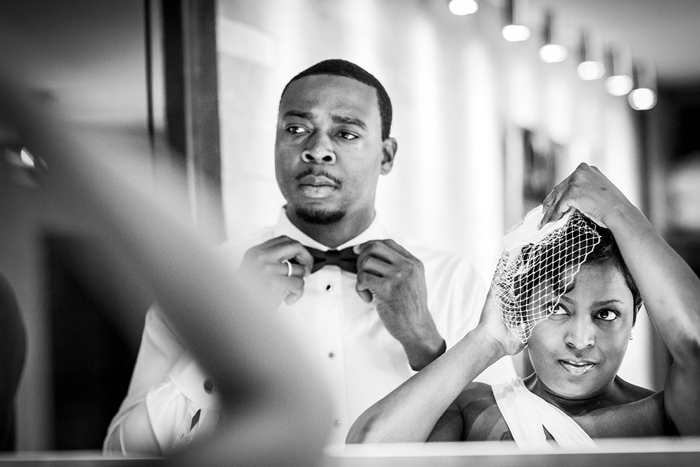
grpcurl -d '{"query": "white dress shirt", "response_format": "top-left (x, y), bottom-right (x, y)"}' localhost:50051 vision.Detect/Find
top-left (104, 209), bottom-right (516, 452)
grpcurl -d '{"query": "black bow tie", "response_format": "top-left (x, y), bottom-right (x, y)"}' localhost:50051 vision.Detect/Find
top-left (306, 246), bottom-right (359, 274)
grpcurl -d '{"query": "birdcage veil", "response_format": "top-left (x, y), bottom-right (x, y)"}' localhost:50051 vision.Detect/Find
top-left (491, 206), bottom-right (601, 342)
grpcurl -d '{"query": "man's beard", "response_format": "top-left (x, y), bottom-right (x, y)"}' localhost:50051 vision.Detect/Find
top-left (294, 206), bottom-right (346, 225)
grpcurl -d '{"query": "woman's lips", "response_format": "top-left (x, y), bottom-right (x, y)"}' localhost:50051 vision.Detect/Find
top-left (559, 360), bottom-right (596, 375)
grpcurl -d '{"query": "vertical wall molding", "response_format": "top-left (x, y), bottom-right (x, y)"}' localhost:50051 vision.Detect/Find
top-left (152, 0), bottom-right (225, 242)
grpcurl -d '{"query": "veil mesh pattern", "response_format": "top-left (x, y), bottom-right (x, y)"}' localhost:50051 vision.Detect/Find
top-left (492, 211), bottom-right (601, 342)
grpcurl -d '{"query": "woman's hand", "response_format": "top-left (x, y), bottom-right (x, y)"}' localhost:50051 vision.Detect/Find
top-left (539, 163), bottom-right (634, 229)
top-left (476, 287), bottom-right (527, 357)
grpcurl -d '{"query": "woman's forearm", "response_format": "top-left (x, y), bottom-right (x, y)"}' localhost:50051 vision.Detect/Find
top-left (346, 328), bottom-right (505, 443)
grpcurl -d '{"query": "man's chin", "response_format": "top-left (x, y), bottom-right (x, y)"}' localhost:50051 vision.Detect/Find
top-left (294, 206), bottom-right (345, 225)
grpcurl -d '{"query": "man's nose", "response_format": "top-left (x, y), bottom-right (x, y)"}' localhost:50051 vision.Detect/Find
top-left (301, 132), bottom-right (336, 164)
top-left (564, 317), bottom-right (596, 351)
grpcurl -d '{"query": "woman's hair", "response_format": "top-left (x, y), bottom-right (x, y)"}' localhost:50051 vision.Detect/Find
top-left (496, 210), bottom-right (643, 341)
top-left (515, 215), bottom-right (642, 325)
top-left (583, 224), bottom-right (643, 323)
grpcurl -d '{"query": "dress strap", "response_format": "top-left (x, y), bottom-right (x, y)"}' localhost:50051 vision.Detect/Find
top-left (492, 378), bottom-right (597, 450)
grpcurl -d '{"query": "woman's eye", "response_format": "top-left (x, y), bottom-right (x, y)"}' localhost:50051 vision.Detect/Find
top-left (550, 303), bottom-right (567, 315)
top-left (596, 309), bottom-right (618, 321)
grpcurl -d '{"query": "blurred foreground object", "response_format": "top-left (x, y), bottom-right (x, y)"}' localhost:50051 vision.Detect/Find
top-left (0, 274), bottom-right (26, 451)
top-left (0, 33), bottom-right (331, 466)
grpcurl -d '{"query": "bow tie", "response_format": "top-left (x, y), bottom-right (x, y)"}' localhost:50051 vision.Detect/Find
top-left (306, 246), bottom-right (359, 274)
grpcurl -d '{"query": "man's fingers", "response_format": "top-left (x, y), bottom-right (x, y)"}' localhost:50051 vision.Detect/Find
top-left (357, 254), bottom-right (393, 278)
top-left (356, 269), bottom-right (381, 293)
top-left (263, 235), bottom-right (313, 276)
top-left (279, 260), bottom-right (306, 278)
top-left (291, 247), bottom-right (314, 276)
top-left (356, 240), bottom-right (422, 276)
top-left (283, 277), bottom-right (305, 305)
top-left (240, 235), bottom-right (310, 308)
top-left (355, 239), bottom-right (410, 264)
top-left (284, 292), bottom-right (301, 306)
top-left (245, 235), bottom-right (314, 277)
top-left (354, 282), bottom-right (373, 303)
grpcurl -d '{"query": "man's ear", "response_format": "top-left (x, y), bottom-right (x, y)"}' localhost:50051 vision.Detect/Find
top-left (380, 137), bottom-right (397, 175)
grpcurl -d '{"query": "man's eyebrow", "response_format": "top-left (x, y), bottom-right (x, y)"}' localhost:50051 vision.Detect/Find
top-left (283, 110), bottom-right (314, 120)
top-left (332, 115), bottom-right (367, 130)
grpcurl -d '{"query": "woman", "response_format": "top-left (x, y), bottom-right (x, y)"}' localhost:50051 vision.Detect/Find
top-left (347, 163), bottom-right (700, 447)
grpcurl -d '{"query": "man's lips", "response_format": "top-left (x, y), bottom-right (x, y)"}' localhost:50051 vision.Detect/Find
top-left (559, 359), bottom-right (596, 375)
top-left (297, 174), bottom-right (338, 187)
top-left (297, 174), bottom-right (339, 198)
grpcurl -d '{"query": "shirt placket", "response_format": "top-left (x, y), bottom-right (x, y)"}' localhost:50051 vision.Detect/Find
top-left (314, 266), bottom-right (348, 444)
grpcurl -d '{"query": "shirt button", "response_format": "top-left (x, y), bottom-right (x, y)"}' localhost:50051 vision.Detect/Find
top-left (203, 379), bottom-right (215, 393)
top-left (333, 419), bottom-right (342, 428)
top-left (328, 352), bottom-right (335, 359)
top-left (326, 284), bottom-right (332, 291)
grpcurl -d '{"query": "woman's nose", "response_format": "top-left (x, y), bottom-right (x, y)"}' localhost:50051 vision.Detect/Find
top-left (564, 317), bottom-right (596, 351)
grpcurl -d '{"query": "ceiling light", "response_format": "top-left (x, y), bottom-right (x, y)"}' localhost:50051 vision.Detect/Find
top-left (604, 46), bottom-right (634, 96)
top-left (629, 88), bottom-right (657, 111)
top-left (578, 61), bottom-right (604, 81)
top-left (539, 11), bottom-right (567, 63)
top-left (502, 0), bottom-right (530, 42)
top-left (448, 0), bottom-right (478, 16)
top-left (606, 75), bottom-right (634, 97)
top-left (628, 62), bottom-right (657, 111)
top-left (576, 31), bottom-right (604, 80)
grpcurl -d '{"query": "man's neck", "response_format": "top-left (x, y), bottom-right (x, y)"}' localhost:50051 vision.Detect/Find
top-left (285, 207), bottom-right (375, 249)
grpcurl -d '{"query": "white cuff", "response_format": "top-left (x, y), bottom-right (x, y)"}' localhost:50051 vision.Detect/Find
top-left (145, 357), bottom-right (220, 455)
top-left (168, 357), bottom-right (217, 410)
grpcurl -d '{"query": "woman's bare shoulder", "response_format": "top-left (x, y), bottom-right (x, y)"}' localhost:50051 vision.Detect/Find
top-left (428, 382), bottom-right (508, 442)
top-left (614, 376), bottom-right (656, 401)
top-left (457, 382), bottom-right (512, 440)
top-left (454, 382), bottom-right (496, 406)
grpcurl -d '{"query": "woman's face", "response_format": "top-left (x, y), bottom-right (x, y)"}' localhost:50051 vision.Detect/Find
top-left (527, 261), bottom-right (635, 399)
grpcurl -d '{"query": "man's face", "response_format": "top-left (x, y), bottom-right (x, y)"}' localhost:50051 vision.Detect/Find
top-left (275, 74), bottom-right (394, 226)
top-left (527, 262), bottom-right (635, 399)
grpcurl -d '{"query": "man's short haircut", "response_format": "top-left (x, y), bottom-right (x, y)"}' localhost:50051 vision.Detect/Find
top-left (281, 59), bottom-right (393, 140)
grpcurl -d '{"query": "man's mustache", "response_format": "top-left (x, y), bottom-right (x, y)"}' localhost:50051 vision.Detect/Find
top-left (295, 168), bottom-right (342, 186)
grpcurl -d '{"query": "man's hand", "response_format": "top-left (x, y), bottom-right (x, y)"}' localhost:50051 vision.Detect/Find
top-left (238, 236), bottom-right (314, 310)
top-left (354, 240), bottom-right (445, 370)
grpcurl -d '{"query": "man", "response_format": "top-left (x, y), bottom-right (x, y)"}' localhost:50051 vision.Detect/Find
top-left (104, 59), bottom-right (515, 454)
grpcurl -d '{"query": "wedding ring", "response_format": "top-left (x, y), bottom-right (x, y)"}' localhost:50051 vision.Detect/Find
top-left (283, 259), bottom-right (293, 277)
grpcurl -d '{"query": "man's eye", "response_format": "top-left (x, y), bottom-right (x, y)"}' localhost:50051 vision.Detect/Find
top-left (286, 126), bottom-right (307, 135)
top-left (596, 309), bottom-right (618, 321)
top-left (338, 131), bottom-right (358, 141)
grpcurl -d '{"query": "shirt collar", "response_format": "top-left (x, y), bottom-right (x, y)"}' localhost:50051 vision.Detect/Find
top-left (272, 207), bottom-right (388, 251)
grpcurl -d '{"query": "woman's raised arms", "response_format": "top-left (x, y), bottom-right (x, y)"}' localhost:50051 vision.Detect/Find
top-left (540, 163), bottom-right (700, 436)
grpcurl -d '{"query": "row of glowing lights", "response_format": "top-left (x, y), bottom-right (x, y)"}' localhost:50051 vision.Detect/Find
top-left (448, 0), bottom-right (656, 110)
